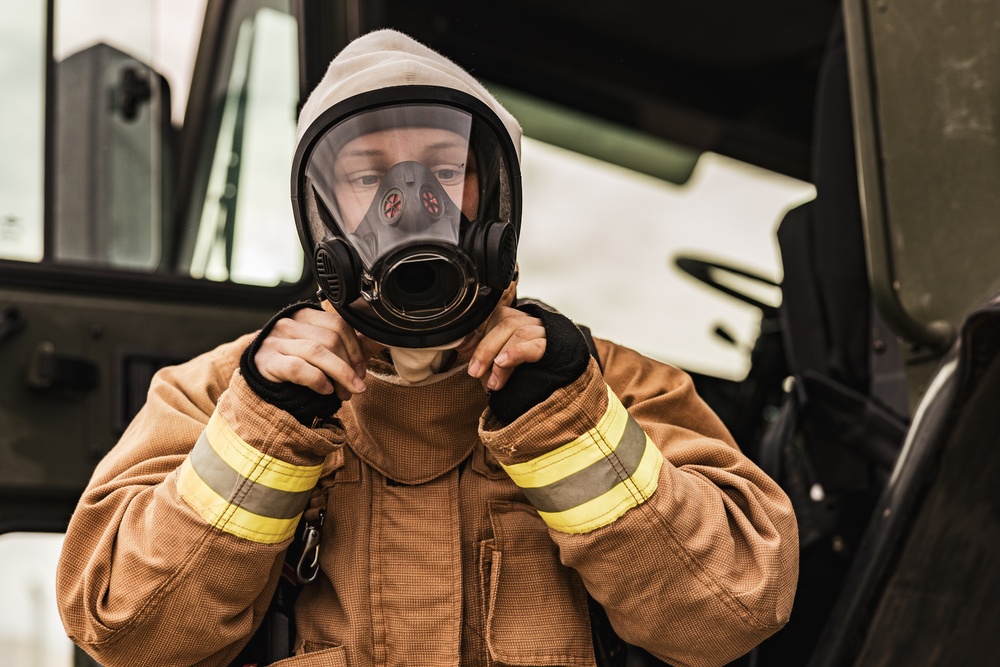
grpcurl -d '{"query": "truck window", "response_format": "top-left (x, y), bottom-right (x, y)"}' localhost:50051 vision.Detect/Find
top-left (476, 84), bottom-right (814, 381)
top-left (0, 3), bottom-right (46, 262)
top-left (512, 132), bottom-right (813, 381)
top-left (0, 0), bottom-right (303, 289)
top-left (49, 0), bottom-right (206, 271)
top-left (183, 6), bottom-right (302, 286)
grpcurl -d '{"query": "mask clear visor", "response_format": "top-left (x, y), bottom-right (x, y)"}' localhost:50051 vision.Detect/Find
top-left (304, 104), bottom-right (477, 266)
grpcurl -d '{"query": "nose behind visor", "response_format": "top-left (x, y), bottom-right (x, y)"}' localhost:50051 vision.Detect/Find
top-left (294, 89), bottom-right (521, 348)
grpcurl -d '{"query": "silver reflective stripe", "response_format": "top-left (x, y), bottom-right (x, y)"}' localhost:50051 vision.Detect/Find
top-left (188, 432), bottom-right (313, 520)
top-left (519, 415), bottom-right (647, 514)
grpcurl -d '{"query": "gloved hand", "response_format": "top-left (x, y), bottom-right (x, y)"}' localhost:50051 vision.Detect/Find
top-left (466, 300), bottom-right (591, 425)
top-left (240, 301), bottom-right (385, 426)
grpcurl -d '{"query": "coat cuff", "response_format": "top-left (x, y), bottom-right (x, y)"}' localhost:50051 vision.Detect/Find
top-left (481, 366), bottom-right (662, 534)
top-left (174, 371), bottom-right (345, 544)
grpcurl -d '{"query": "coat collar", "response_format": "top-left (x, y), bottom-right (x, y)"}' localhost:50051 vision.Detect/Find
top-left (341, 356), bottom-right (487, 484)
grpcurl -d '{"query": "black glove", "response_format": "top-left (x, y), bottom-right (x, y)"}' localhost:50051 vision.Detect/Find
top-left (240, 302), bottom-right (343, 426)
top-left (488, 300), bottom-right (592, 425)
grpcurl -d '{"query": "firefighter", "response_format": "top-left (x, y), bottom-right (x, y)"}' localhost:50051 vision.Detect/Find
top-left (57, 29), bottom-right (798, 667)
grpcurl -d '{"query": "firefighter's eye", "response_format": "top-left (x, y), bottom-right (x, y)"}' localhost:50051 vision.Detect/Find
top-left (433, 164), bottom-right (464, 185)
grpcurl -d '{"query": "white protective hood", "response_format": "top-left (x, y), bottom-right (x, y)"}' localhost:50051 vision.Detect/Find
top-left (296, 29), bottom-right (522, 160)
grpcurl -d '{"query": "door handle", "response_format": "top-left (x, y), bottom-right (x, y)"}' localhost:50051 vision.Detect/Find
top-left (26, 341), bottom-right (99, 392)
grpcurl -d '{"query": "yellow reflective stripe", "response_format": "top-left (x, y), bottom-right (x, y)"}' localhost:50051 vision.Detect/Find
top-left (205, 412), bottom-right (323, 493)
top-left (537, 435), bottom-right (662, 534)
top-left (177, 458), bottom-right (301, 544)
top-left (518, 414), bottom-right (648, 513)
top-left (189, 432), bottom-right (312, 519)
top-left (501, 386), bottom-right (628, 489)
top-left (498, 385), bottom-right (664, 534)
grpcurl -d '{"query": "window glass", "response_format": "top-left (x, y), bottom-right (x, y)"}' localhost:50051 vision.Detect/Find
top-left (1, 0), bottom-right (302, 287)
top-left (0, 2), bottom-right (46, 262)
top-left (49, 0), bottom-right (207, 271)
top-left (0, 533), bottom-right (73, 667)
top-left (517, 141), bottom-right (814, 380)
top-left (188, 6), bottom-right (302, 286)
top-left (53, 0), bottom-right (205, 115)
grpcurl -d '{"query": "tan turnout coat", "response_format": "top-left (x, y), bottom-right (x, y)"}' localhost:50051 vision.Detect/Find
top-left (57, 331), bottom-right (797, 667)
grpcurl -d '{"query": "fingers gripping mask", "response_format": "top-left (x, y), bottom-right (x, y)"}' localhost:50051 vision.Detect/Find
top-left (292, 86), bottom-right (521, 349)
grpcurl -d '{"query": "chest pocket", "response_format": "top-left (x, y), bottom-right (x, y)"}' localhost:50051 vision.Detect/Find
top-left (481, 500), bottom-right (597, 667)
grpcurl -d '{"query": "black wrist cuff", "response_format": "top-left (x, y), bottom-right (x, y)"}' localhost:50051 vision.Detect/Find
top-left (240, 301), bottom-right (343, 426)
top-left (488, 301), bottom-right (591, 425)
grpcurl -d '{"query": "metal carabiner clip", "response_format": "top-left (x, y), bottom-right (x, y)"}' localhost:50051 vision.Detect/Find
top-left (295, 512), bottom-right (324, 585)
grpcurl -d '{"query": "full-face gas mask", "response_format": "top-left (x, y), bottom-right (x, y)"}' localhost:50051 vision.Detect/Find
top-left (292, 86), bottom-right (521, 349)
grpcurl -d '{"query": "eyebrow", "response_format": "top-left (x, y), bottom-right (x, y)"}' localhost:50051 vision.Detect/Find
top-left (424, 140), bottom-right (466, 152)
top-left (339, 148), bottom-right (386, 159)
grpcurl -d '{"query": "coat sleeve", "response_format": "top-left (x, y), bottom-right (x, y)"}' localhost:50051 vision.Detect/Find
top-left (479, 338), bottom-right (799, 667)
top-left (55, 334), bottom-right (344, 667)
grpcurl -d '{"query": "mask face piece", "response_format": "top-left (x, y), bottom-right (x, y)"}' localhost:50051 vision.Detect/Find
top-left (348, 160), bottom-right (478, 327)
top-left (293, 87), bottom-right (521, 348)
